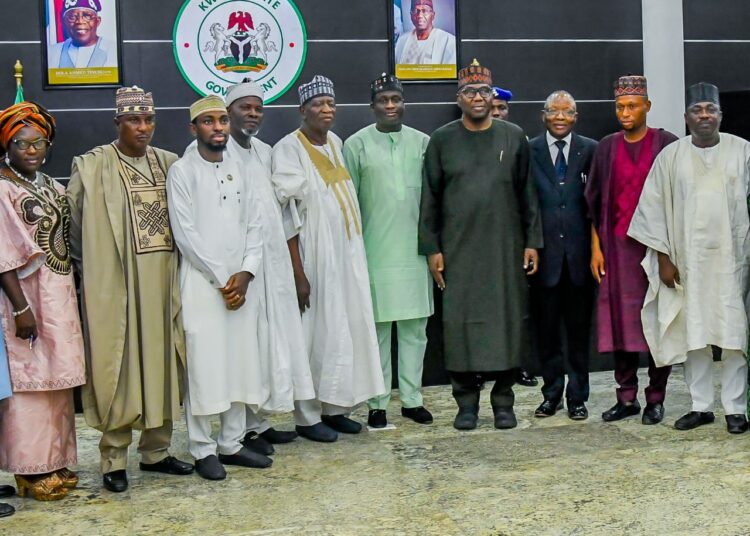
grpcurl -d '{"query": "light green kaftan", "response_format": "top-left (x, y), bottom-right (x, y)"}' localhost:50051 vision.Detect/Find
top-left (343, 124), bottom-right (434, 323)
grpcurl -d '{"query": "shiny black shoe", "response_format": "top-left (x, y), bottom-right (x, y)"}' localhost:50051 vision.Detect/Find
top-left (534, 398), bottom-right (563, 418)
top-left (259, 428), bottom-right (298, 444)
top-left (0, 502), bottom-right (14, 518)
top-left (493, 407), bottom-right (518, 429)
top-left (0, 485), bottom-right (15, 499)
top-left (516, 369), bottom-right (539, 387)
top-left (367, 409), bottom-right (387, 428)
top-left (567, 401), bottom-right (588, 420)
top-left (219, 447), bottom-right (272, 469)
top-left (195, 455), bottom-right (226, 480)
top-left (242, 432), bottom-right (275, 455)
top-left (601, 400), bottom-right (641, 422)
top-left (103, 470), bottom-right (128, 493)
top-left (674, 411), bottom-right (715, 430)
top-left (296, 423), bottom-right (338, 443)
top-left (453, 409), bottom-right (478, 430)
top-left (321, 414), bottom-right (362, 434)
top-left (401, 406), bottom-right (433, 424)
top-left (642, 403), bottom-right (665, 425)
top-left (725, 414), bottom-right (749, 434)
top-left (139, 455), bottom-right (194, 475)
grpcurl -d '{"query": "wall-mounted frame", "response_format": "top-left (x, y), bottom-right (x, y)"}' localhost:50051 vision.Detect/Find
top-left (41, 0), bottom-right (123, 89)
top-left (389, 0), bottom-right (459, 81)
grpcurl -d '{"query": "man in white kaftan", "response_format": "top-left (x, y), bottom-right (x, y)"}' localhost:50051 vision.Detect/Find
top-left (223, 80), bottom-right (316, 455)
top-left (271, 75), bottom-right (385, 443)
top-left (395, 0), bottom-right (456, 65)
top-left (628, 82), bottom-right (750, 434)
top-left (167, 96), bottom-right (274, 481)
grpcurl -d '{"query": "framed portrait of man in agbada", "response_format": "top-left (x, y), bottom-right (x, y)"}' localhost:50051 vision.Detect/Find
top-left (390, 0), bottom-right (459, 81)
top-left (42, 0), bottom-right (122, 88)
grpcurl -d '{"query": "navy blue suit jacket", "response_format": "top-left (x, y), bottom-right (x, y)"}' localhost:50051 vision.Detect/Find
top-left (529, 132), bottom-right (598, 288)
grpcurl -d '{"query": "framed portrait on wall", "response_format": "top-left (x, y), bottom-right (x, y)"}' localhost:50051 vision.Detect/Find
top-left (389, 0), bottom-right (459, 81)
top-left (41, 0), bottom-right (122, 88)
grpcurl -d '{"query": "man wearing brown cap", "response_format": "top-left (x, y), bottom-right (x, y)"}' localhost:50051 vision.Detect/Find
top-left (629, 82), bottom-right (750, 434)
top-left (68, 86), bottom-right (193, 492)
top-left (584, 75), bottom-right (677, 425)
top-left (419, 60), bottom-right (542, 430)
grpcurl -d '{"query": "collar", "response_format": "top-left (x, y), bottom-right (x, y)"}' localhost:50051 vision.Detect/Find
top-left (546, 131), bottom-right (573, 148)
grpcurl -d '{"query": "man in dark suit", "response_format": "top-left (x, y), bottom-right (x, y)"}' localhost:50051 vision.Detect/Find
top-left (529, 91), bottom-right (597, 419)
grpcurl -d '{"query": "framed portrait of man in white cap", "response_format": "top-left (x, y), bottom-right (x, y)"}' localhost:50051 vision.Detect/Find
top-left (42, 0), bottom-right (122, 88)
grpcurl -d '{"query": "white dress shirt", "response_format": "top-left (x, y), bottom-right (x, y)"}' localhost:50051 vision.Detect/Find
top-left (546, 131), bottom-right (573, 165)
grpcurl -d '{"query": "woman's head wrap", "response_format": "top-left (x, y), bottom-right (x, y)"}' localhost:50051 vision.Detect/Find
top-left (0, 101), bottom-right (56, 153)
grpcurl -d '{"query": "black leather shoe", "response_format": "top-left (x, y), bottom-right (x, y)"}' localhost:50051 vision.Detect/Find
top-left (321, 414), bottom-right (362, 434)
top-left (602, 400), bottom-right (641, 422)
top-left (368, 409), bottom-right (387, 428)
top-left (493, 407), bottom-right (518, 429)
top-left (0, 485), bottom-right (15, 499)
top-left (195, 455), bottom-right (226, 480)
top-left (725, 414), bottom-right (749, 434)
top-left (0, 503), bottom-right (14, 518)
top-left (401, 406), bottom-right (433, 424)
top-left (516, 369), bottom-right (538, 387)
top-left (642, 403), bottom-right (665, 425)
top-left (259, 428), bottom-right (298, 444)
top-left (103, 470), bottom-right (128, 492)
top-left (296, 423), bottom-right (338, 442)
top-left (534, 398), bottom-right (563, 418)
top-left (242, 432), bottom-right (275, 455)
top-left (139, 455), bottom-right (194, 475)
top-left (219, 447), bottom-right (272, 468)
top-left (453, 409), bottom-right (478, 430)
top-left (567, 401), bottom-right (588, 420)
top-left (674, 411), bottom-right (715, 430)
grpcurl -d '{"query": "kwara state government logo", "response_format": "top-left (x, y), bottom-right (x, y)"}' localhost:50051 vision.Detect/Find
top-left (173, 0), bottom-right (307, 103)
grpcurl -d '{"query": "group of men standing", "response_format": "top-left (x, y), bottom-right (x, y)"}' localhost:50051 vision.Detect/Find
top-left (32, 57), bottom-right (750, 493)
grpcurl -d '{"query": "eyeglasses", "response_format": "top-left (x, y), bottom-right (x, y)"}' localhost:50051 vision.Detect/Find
top-left (63, 11), bottom-right (96, 23)
top-left (410, 7), bottom-right (434, 15)
top-left (459, 87), bottom-right (493, 99)
top-left (12, 138), bottom-right (50, 150)
top-left (543, 109), bottom-right (577, 118)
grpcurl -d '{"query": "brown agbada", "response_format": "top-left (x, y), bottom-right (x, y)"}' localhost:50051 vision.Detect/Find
top-left (67, 143), bottom-right (186, 432)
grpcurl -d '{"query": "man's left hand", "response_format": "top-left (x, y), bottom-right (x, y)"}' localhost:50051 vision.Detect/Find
top-left (523, 249), bottom-right (539, 276)
top-left (221, 271), bottom-right (253, 310)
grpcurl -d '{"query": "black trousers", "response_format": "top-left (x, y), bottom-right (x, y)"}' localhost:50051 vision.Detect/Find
top-left (531, 260), bottom-right (593, 403)
top-left (448, 370), bottom-right (516, 412)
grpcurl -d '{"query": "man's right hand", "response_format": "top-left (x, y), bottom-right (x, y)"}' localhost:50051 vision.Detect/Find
top-left (590, 247), bottom-right (606, 284)
top-left (14, 309), bottom-right (38, 341)
top-left (658, 253), bottom-right (680, 288)
top-left (428, 253), bottom-right (446, 290)
top-left (295, 272), bottom-right (311, 312)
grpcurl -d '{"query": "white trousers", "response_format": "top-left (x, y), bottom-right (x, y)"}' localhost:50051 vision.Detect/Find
top-left (245, 409), bottom-right (272, 435)
top-left (684, 346), bottom-right (748, 415)
top-left (294, 399), bottom-right (352, 426)
top-left (184, 392), bottom-right (246, 460)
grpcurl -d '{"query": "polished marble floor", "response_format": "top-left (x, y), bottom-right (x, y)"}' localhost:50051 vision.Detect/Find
top-left (2, 365), bottom-right (749, 536)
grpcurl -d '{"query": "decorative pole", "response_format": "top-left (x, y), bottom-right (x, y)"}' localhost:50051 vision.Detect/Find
top-left (14, 59), bottom-right (24, 104)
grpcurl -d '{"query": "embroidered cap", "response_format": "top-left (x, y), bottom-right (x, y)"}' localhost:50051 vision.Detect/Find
top-left (686, 82), bottom-right (720, 108)
top-left (189, 95), bottom-right (226, 122)
top-left (613, 75), bottom-right (648, 98)
top-left (62, 0), bottom-right (102, 14)
top-left (226, 77), bottom-right (264, 107)
top-left (298, 75), bottom-right (335, 105)
top-left (370, 73), bottom-right (403, 100)
top-left (458, 59), bottom-right (492, 89)
top-left (412, 0), bottom-right (434, 7)
top-left (115, 86), bottom-right (155, 117)
top-left (492, 87), bottom-right (513, 101)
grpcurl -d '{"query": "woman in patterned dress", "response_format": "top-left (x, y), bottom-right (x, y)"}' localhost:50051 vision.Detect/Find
top-left (0, 102), bottom-right (85, 501)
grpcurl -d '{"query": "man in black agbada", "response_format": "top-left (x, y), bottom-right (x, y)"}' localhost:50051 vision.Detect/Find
top-left (418, 59), bottom-right (542, 430)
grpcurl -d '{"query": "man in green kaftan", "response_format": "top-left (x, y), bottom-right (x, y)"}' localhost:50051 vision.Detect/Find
top-left (343, 74), bottom-right (434, 429)
top-left (418, 60), bottom-right (543, 431)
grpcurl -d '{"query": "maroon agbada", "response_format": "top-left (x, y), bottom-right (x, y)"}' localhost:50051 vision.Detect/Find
top-left (585, 127), bottom-right (678, 353)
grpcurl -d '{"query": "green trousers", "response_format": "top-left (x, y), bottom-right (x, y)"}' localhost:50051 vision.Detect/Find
top-left (368, 317), bottom-right (428, 410)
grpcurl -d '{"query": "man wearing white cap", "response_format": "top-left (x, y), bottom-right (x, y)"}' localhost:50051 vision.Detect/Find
top-left (167, 96), bottom-right (272, 480)
top-left (223, 79), bottom-right (315, 455)
top-left (272, 76), bottom-right (385, 442)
